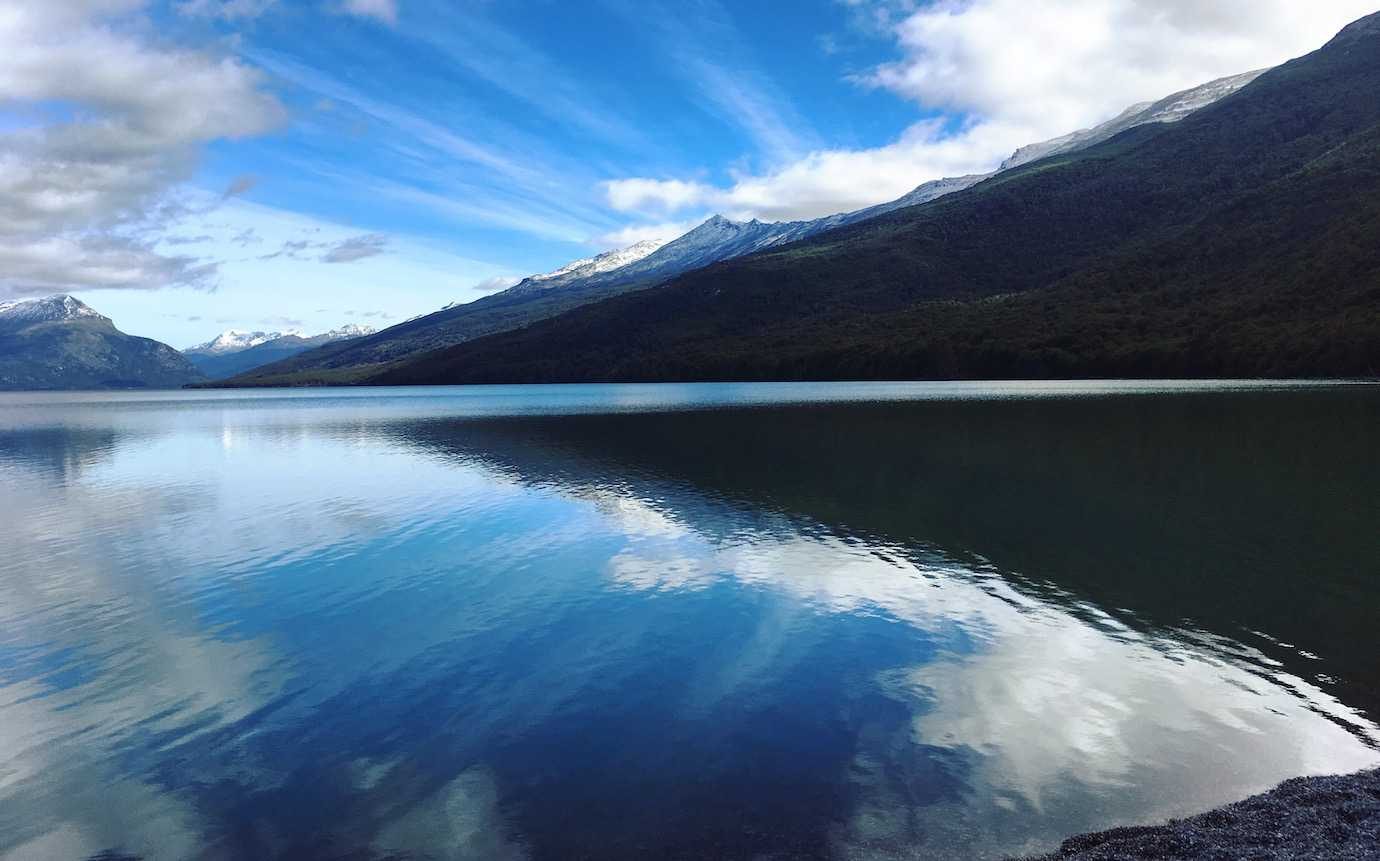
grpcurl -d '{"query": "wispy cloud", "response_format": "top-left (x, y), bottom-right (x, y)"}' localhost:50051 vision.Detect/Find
top-left (252, 232), bottom-right (389, 264)
top-left (252, 52), bottom-right (532, 182)
top-left (322, 233), bottom-right (389, 263)
top-left (609, 0), bottom-right (819, 165)
top-left (257, 239), bottom-right (316, 261)
top-left (248, 50), bottom-right (626, 246)
top-left (338, 0), bottom-right (398, 25)
top-left (361, 177), bottom-right (610, 245)
top-left (415, 11), bottom-right (645, 148)
top-left (175, 0), bottom-right (278, 21)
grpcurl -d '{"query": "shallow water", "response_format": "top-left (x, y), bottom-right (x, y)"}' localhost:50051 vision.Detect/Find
top-left (1, 381), bottom-right (1376, 860)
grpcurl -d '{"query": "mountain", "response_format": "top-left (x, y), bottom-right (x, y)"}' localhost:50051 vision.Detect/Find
top-left (596, 71), bottom-right (1272, 277)
top-left (216, 69), bottom-right (1265, 388)
top-left (506, 239), bottom-right (665, 295)
top-left (186, 329), bottom-right (298, 355)
top-left (1000, 69), bottom-right (1266, 170)
top-left (0, 296), bottom-right (204, 390)
top-left (373, 14), bottom-right (1380, 385)
top-left (184, 325), bottom-right (376, 380)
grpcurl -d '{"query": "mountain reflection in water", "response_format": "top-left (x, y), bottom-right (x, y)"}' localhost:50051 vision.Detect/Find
top-left (0, 382), bottom-right (1376, 860)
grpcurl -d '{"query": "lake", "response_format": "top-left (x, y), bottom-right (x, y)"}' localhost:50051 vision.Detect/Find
top-left (1, 381), bottom-right (1376, 860)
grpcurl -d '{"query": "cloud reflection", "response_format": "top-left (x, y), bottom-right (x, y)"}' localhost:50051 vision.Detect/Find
top-left (373, 768), bottom-right (528, 861)
top-left (599, 505), bottom-right (1380, 857)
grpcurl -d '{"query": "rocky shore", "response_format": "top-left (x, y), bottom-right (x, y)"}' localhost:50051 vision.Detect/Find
top-left (1029, 769), bottom-right (1380, 860)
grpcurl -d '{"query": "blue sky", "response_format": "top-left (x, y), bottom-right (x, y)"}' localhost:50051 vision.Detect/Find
top-left (215, 0), bottom-right (915, 254)
top-left (1, 0), bottom-right (1374, 346)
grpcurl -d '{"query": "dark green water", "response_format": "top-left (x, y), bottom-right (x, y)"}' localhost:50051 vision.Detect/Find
top-left (0, 382), bottom-right (1376, 860)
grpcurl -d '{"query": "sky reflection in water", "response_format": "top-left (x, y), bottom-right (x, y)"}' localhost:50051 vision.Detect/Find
top-left (0, 382), bottom-right (1376, 860)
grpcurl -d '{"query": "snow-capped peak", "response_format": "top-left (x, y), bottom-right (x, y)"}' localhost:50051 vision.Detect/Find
top-left (322, 324), bottom-right (376, 340)
top-left (0, 294), bottom-right (107, 325)
top-left (528, 239), bottom-right (666, 284)
top-left (506, 238), bottom-right (668, 296)
top-left (188, 329), bottom-right (299, 354)
top-left (187, 324), bottom-right (376, 353)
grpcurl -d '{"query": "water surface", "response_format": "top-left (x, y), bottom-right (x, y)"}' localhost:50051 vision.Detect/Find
top-left (1, 381), bottom-right (1377, 860)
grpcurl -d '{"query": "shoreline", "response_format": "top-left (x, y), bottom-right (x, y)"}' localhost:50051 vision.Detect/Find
top-left (1026, 769), bottom-right (1380, 860)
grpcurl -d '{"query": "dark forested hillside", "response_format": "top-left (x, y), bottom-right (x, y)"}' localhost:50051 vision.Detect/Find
top-left (375, 14), bottom-right (1380, 385)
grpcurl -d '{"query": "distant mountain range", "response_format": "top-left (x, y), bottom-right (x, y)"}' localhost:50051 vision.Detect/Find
top-left (0, 298), bottom-right (375, 390)
top-left (0, 296), bottom-right (202, 390)
top-left (368, 13), bottom-right (1380, 384)
top-left (183, 325), bottom-right (375, 380)
top-left (216, 69), bottom-right (1266, 387)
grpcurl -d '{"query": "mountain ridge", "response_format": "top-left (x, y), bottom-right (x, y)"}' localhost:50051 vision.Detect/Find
top-left (183, 324), bottom-right (378, 380)
top-left (369, 14), bottom-right (1380, 385)
top-left (215, 70), bottom-right (1263, 388)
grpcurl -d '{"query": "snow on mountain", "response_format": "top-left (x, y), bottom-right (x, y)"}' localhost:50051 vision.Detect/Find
top-left (320, 324), bottom-right (376, 340)
top-left (1001, 70), bottom-right (1265, 170)
top-left (507, 239), bottom-right (666, 295)
top-left (187, 330), bottom-right (297, 355)
top-left (818, 174), bottom-right (994, 232)
top-left (582, 214), bottom-right (846, 290)
top-left (0, 295), bottom-right (108, 327)
top-left (187, 325), bottom-right (374, 355)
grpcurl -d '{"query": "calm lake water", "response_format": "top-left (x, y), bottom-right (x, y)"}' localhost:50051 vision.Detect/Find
top-left (1, 381), bottom-right (1377, 860)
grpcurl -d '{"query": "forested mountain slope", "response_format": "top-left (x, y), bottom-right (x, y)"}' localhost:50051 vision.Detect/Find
top-left (219, 71), bottom-right (1263, 387)
top-left (376, 15), bottom-right (1380, 384)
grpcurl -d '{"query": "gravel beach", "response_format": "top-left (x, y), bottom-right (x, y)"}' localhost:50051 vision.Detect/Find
top-left (1028, 769), bottom-right (1380, 860)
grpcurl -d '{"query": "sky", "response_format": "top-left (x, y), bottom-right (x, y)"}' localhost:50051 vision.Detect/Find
top-left (0, 0), bottom-right (1375, 348)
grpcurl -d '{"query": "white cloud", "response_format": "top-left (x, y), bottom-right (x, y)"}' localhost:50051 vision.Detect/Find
top-left (604, 178), bottom-right (714, 214)
top-left (865, 0), bottom-right (1376, 135)
top-left (592, 219), bottom-right (702, 251)
top-left (606, 0), bottom-right (1379, 222)
top-left (322, 232), bottom-right (390, 263)
top-left (472, 275), bottom-right (522, 294)
top-left (0, 235), bottom-right (218, 295)
top-left (0, 0), bottom-right (285, 298)
top-left (338, 0), bottom-right (398, 25)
